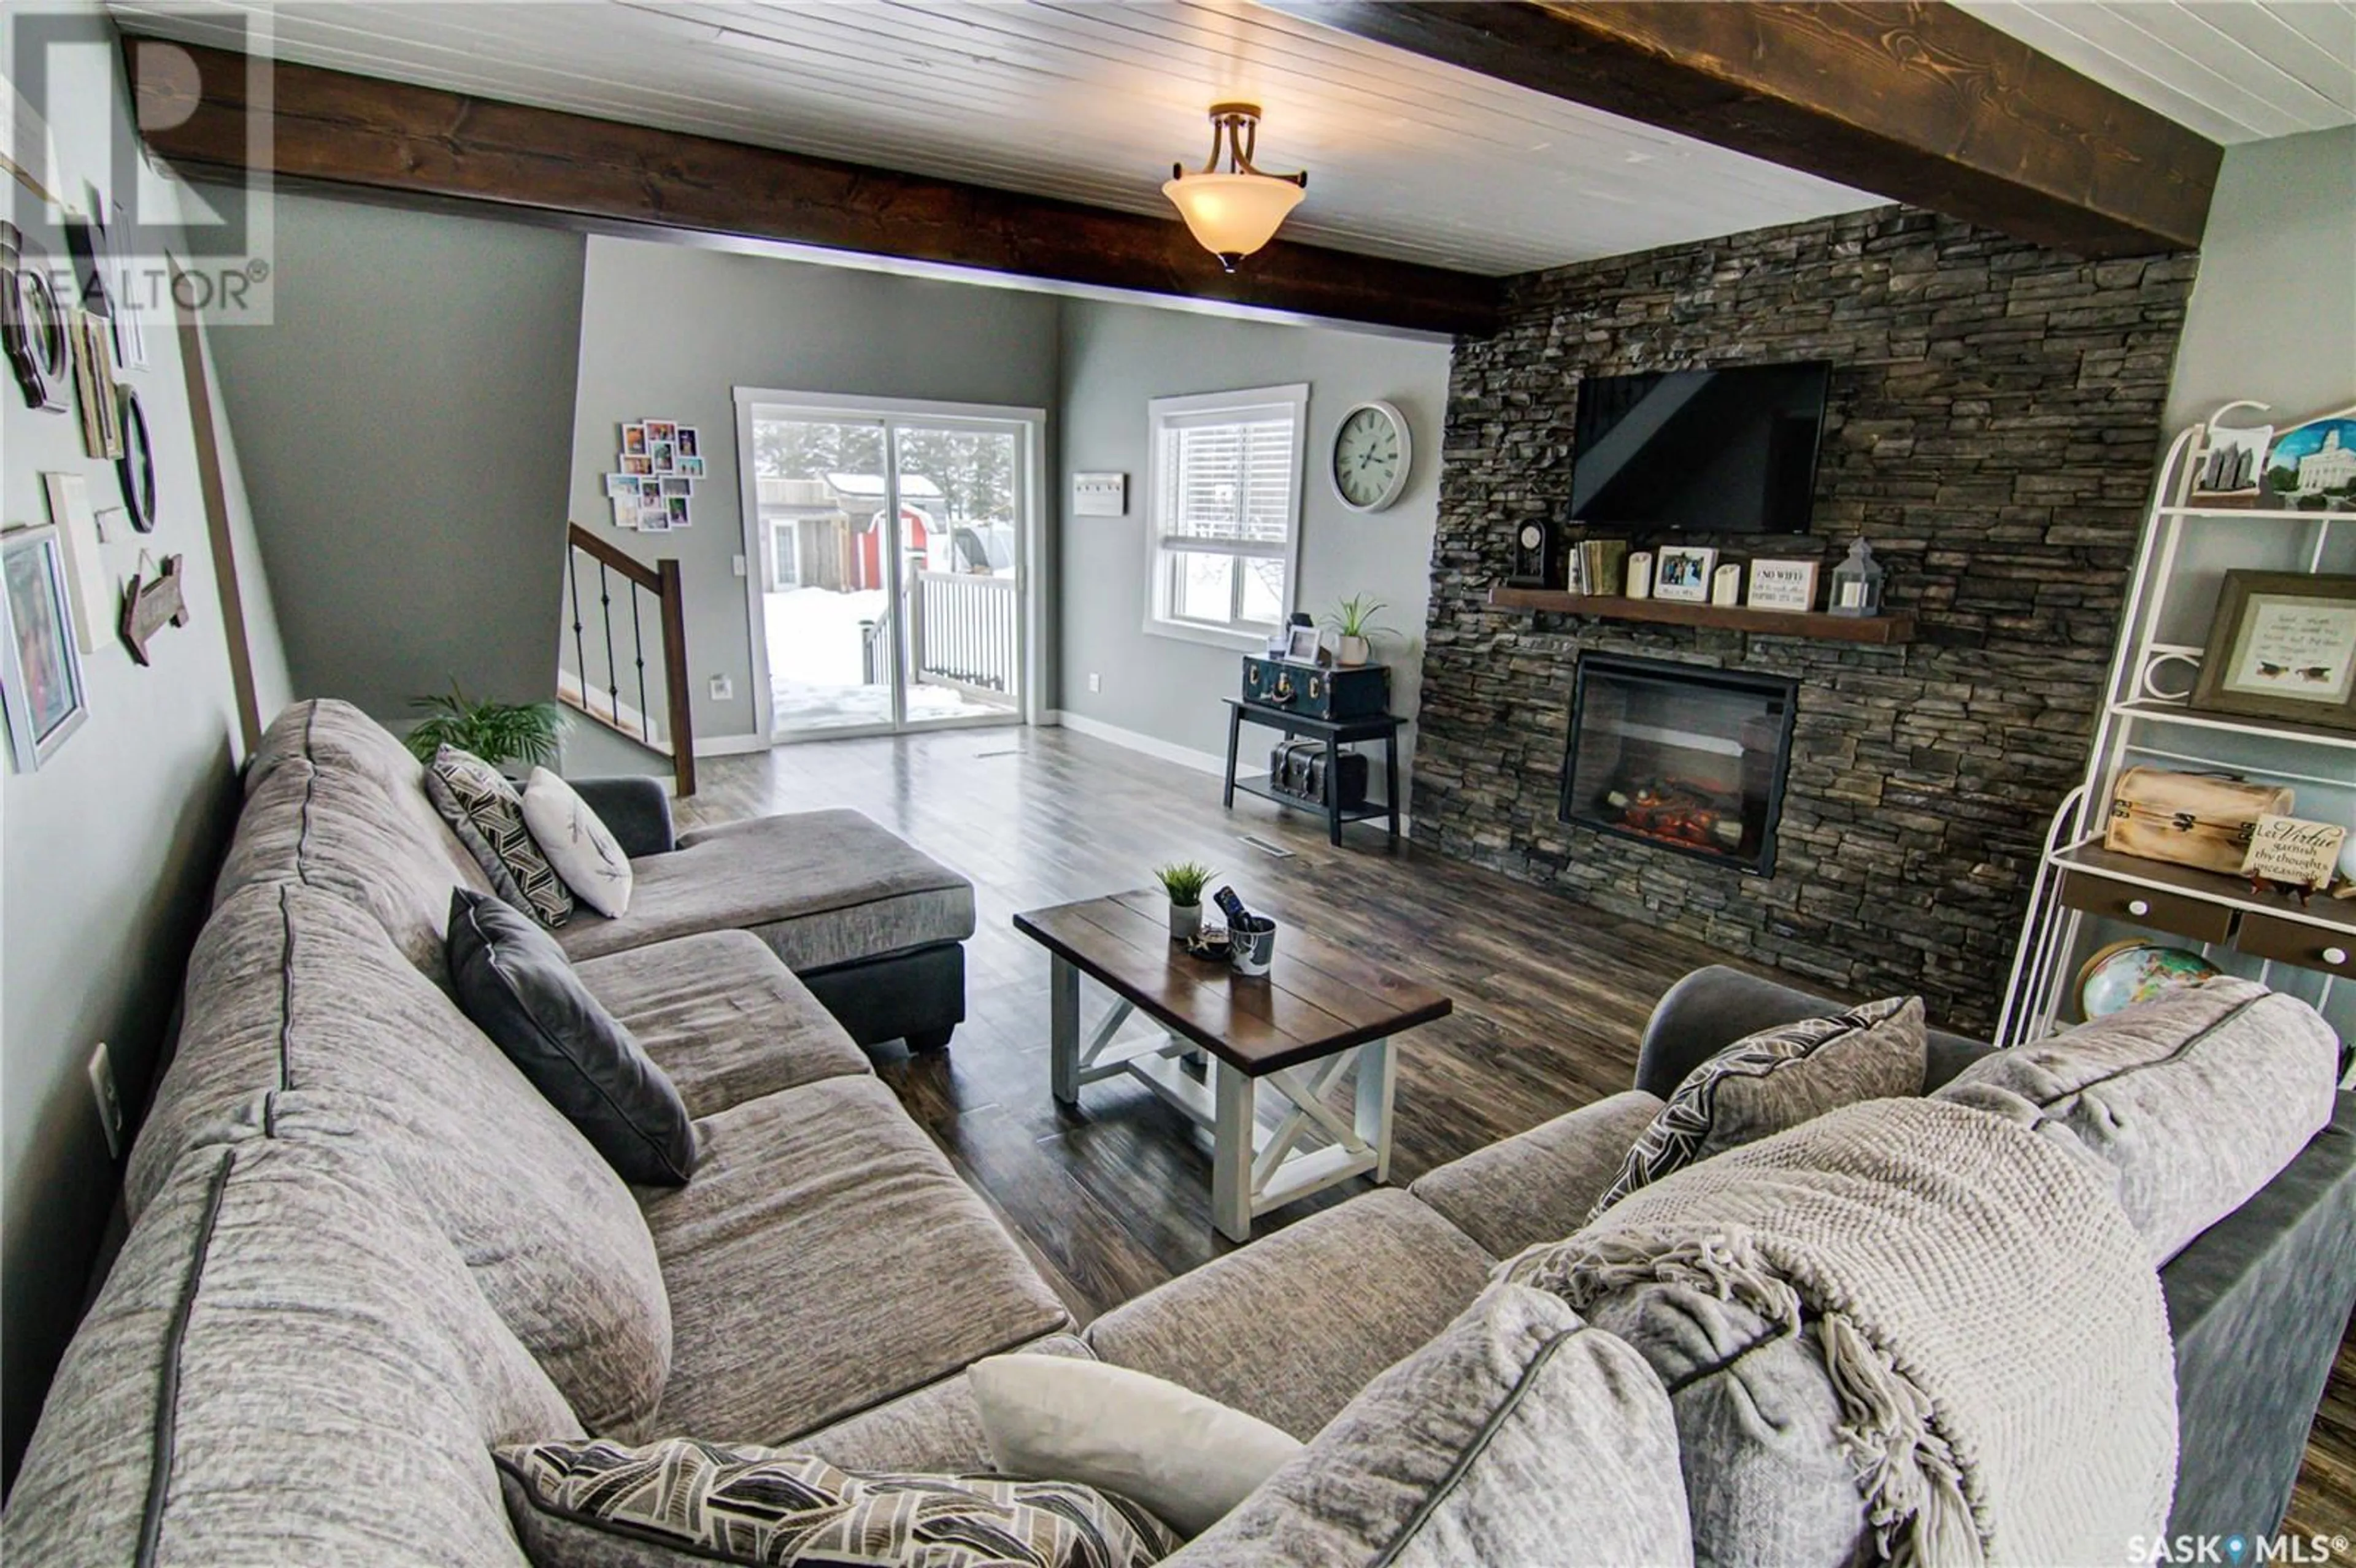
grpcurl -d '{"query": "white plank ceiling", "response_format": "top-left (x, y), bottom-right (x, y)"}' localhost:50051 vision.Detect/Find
top-left (1958, 1), bottom-right (2356, 145)
top-left (109, 1), bottom-right (2355, 278)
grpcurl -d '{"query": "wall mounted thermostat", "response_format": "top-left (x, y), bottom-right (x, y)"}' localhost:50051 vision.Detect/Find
top-left (1072, 472), bottom-right (1128, 517)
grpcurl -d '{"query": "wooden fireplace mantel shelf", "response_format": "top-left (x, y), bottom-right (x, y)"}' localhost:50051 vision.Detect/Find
top-left (1487, 585), bottom-right (1919, 645)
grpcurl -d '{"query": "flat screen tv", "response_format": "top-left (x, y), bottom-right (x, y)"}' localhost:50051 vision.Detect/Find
top-left (1570, 362), bottom-right (1830, 534)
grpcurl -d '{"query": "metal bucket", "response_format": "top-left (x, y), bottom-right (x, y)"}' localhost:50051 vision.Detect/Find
top-left (1229, 914), bottom-right (1277, 978)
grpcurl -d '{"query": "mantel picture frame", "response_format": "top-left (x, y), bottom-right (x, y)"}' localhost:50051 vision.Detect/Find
top-left (2190, 570), bottom-right (2356, 732)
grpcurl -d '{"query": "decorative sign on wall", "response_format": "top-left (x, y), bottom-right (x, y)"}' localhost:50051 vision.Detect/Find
top-left (118, 553), bottom-right (191, 667)
top-left (607, 419), bottom-right (699, 531)
top-left (39, 472), bottom-right (109, 655)
top-left (2242, 813), bottom-right (2347, 892)
top-left (1072, 472), bottom-right (1127, 517)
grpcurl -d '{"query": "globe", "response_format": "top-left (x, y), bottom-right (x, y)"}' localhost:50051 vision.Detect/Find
top-left (2076, 940), bottom-right (2222, 1020)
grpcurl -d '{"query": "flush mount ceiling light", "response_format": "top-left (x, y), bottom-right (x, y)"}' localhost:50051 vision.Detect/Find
top-left (1161, 103), bottom-right (1306, 272)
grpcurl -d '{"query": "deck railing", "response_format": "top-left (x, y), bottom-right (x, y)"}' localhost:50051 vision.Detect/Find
top-left (561, 524), bottom-right (696, 796)
top-left (913, 571), bottom-right (1018, 694)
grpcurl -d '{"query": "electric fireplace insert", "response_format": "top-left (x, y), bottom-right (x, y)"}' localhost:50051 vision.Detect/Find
top-left (1560, 653), bottom-right (1799, 876)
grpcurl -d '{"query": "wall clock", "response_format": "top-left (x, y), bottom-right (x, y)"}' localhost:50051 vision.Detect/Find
top-left (1331, 400), bottom-right (1411, 513)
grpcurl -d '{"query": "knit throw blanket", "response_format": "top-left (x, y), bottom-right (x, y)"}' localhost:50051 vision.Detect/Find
top-left (1503, 1096), bottom-right (2176, 1566)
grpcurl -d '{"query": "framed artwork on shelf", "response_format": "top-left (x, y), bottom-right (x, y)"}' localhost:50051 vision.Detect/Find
top-left (2259, 405), bottom-right (2356, 512)
top-left (0, 525), bottom-right (91, 771)
top-left (1651, 545), bottom-right (1716, 604)
top-left (2189, 571), bottom-right (2356, 732)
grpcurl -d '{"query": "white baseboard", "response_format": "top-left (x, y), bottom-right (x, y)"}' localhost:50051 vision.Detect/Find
top-left (693, 732), bottom-right (772, 758)
top-left (1046, 710), bottom-right (1226, 775)
top-left (1049, 709), bottom-right (1417, 837)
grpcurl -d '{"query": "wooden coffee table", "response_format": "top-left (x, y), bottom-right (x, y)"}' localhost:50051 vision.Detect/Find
top-left (1013, 890), bottom-right (1452, 1241)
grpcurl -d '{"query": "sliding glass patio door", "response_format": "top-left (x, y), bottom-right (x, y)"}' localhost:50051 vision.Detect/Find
top-left (737, 393), bottom-right (1039, 740)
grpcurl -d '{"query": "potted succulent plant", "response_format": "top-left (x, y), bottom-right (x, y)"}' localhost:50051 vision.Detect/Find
top-left (1153, 860), bottom-right (1215, 942)
top-left (404, 680), bottom-right (568, 773)
top-left (1324, 594), bottom-right (1393, 668)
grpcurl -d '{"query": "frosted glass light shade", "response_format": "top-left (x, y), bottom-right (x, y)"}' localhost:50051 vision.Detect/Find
top-left (1161, 171), bottom-right (1305, 270)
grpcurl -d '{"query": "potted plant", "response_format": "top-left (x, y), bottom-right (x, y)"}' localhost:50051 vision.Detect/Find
top-left (1324, 595), bottom-right (1393, 668)
top-left (404, 680), bottom-right (568, 773)
top-left (1153, 860), bottom-right (1215, 942)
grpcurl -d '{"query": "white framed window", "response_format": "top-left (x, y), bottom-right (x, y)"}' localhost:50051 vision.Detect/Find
top-left (1142, 383), bottom-right (1308, 650)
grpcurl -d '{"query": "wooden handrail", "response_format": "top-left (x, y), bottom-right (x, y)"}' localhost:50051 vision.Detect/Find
top-left (566, 523), bottom-right (662, 591)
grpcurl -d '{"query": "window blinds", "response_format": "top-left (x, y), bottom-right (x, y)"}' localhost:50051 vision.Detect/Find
top-left (1157, 409), bottom-right (1297, 555)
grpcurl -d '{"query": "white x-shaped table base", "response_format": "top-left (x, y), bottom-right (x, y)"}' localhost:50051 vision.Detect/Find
top-left (1047, 957), bottom-right (1396, 1242)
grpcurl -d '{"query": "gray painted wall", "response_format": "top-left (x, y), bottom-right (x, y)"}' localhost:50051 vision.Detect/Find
top-left (566, 237), bottom-right (1061, 743)
top-left (2, 22), bottom-right (288, 1482)
top-left (1054, 301), bottom-right (1451, 798)
top-left (2166, 125), bottom-right (2356, 430)
top-left (202, 188), bottom-right (587, 714)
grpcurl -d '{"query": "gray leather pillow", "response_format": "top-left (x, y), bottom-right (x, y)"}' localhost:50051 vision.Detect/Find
top-left (1162, 1283), bottom-right (1690, 1567)
top-left (1593, 994), bottom-right (1925, 1215)
top-left (447, 890), bottom-right (696, 1186)
top-left (1935, 977), bottom-right (2339, 1263)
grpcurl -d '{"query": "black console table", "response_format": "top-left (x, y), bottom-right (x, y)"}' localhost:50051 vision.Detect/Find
top-left (1221, 698), bottom-right (1406, 847)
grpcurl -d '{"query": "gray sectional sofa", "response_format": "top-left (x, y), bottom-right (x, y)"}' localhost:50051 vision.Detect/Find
top-left (6, 697), bottom-right (2355, 1562)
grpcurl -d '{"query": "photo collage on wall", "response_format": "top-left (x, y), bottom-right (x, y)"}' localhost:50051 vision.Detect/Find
top-left (604, 419), bottom-right (703, 531)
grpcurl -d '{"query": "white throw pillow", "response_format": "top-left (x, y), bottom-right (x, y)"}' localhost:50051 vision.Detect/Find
top-left (968, 1354), bottom-right (1303, 1538)
top-left (519, 767), bottom-right (635, 918)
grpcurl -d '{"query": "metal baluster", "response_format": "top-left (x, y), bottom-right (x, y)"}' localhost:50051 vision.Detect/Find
top-left (628, 585), bottom-right (650, 742)
top-left (598, 563), bottom-right (621, 728)
top-left (567, 549), bottom-right (587, 709)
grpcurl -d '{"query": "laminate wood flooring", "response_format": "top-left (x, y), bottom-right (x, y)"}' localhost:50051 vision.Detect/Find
top-left (674, 722), bottom-right (2355, 1543)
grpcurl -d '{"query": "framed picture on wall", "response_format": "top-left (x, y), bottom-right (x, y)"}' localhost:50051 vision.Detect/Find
top-left (2190, 571), bottom-right (2356, 732)
top-left (0, 525), bottom-right (91, 771)
top-left (644, 420), bottom-right (677, 446)
top-left (676, 427), bottom-right (699, 459)
top-left (621, 423), bottom-right (647, 457)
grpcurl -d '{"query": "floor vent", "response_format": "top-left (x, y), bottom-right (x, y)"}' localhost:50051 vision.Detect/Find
top-left (1238, 834), bottom-right (1296, 858)
top-left (974, 749), bottom-right (1021, 758)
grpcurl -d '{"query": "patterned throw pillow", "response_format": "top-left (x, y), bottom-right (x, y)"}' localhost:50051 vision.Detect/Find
top-left (426, 745), bottom-right (574, 927)
top-left (520, 767), bottom-right (634, 918)
top-left (495, 1437), bottom-right (1177, 1568)
top-left (1589, 994), bottom-right (1925, 1218)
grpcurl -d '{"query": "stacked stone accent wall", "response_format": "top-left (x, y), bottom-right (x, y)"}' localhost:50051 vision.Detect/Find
top-left (1413, 206), bottom-right (2195, 1034)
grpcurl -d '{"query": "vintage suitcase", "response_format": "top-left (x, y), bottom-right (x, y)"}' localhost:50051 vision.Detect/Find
top-left (1269, 738), bottom-right (1368, 809)
top-left (1241, 656), bottom-right (1390, 720)
top-left (2104, 766), bottom-right (2296, 875)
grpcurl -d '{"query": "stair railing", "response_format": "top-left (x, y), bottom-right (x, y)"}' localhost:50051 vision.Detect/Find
top-left (562, 524), bottom-right (697, 797)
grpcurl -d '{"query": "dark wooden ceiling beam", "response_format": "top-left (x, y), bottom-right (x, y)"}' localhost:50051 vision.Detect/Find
top-left (1274, 1), bottom-right (2217, 257)
top-left (123, 39), bottom-right (1499, 336)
